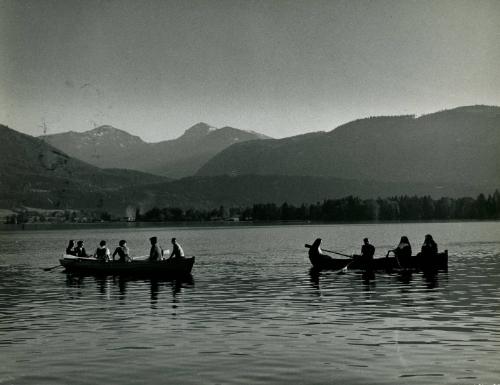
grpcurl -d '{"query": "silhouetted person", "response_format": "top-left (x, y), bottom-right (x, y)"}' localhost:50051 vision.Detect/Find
top-left (113, 240), bottom-right (131, 262)
top-left (360, 237), bottom-right (375, 269)
top-left (361, 238), bottom-right (375, 260)
top-left (149, 236), bottom-right (163, 261)
top-left (169, 238), bottom-right (184, 259)
top-left (94, 240), bottom-right (110, 262)
top-left (75, 240), bottom-right (89, 258)
top-left (308, 238), bottom-right (326, 259)
top-left (66, 240), bottom-right (76, 256)
top-left (420, 234), bottom-right (438, 257)
top-left (387, 236), bottom-right (412, 260)
top-left (308, 238), bottom-right (334, 266)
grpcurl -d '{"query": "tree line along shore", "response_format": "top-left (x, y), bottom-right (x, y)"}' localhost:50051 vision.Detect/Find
top-left (3, 191), bottom-right (500, 225)
top-left (139, 192), bottom-right (500, 222)
top-left (9, 191), bottom-right (498, 225)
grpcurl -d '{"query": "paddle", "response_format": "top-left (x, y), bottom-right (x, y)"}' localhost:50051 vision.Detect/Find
top-left (43, 264), bottom-right (62, 271)
top-left (337, 259), bottom-right (356, 275)
top-left (304, 244), bottom-right (352, 258)
top-left (386, 250), bottom-right (402, 269)
top-left (43, 254), bottom-right (94, 271)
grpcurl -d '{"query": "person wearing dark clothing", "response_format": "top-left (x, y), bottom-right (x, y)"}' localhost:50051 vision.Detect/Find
top-left (94, 240), bottom-right (110, 262)
top-left (113, 240), bottom-right (131, 262)
top-left (149, 236), bottom-right (163, 262)
top-left (75, 240), bottom-right (89, 258)
top-left (169, 238), bottom-right (184, 259)
top-left (387, 236), bottom-right (412, 260)
top-left (308, 238), bottom-right (332, 264)
top-left (66, 240), bottom-right (77, 256)
top-left (361, 238), bottom-right (375, 260)
top-left (420, 234), bottom-right (438, 257)
top-left (309, 238), bottom-right (323, 257)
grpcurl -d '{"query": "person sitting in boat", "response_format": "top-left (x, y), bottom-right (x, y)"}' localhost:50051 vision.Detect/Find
top-left (66, 240), bottom-right (77, 256)
top-left (420, 234), bottom-right (438, 258)
top-left (149, 236), bottom-right (163, 262)
top-left (112, 240), bottom-right (131, 262)
top-left (75, 240), bottom-right (90, 258)
top-left (387, 236), bottom-right (412, 260)
top-left (169, 238), bottom-right (184, 259)
top-left (308, 238), bottom-right (329, 261)
top-left (94, 240), bottom-right (110, 262)
top-left (361, 238), bottom-right (375, 262)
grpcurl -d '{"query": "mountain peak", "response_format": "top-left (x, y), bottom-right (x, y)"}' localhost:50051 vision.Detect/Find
top-left (180, 123), bottom-right (216, 139)
top-left (88, 125), bottom-right (127, 137)
top-left (93, 124), bottom-right (117, 131)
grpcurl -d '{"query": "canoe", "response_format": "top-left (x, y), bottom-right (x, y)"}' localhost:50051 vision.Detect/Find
top-left (309, 250), bottom-right (448, 271)
top-left (59, 255), bottom-right (195, 276)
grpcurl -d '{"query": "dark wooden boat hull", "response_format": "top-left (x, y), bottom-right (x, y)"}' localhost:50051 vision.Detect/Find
top-left (309, 250), bottom-right (448, 271)
top-left (60, 256), bottom-right (195, 276)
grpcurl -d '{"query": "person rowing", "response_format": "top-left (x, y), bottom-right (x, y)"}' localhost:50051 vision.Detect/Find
top-left (308, 238), bottom-right (331, 262)
top-left (386, 236), bottom-right (412, 266)
top-left (360, 238), bottom-right (375, 269)
top-left (307, 238), bottom-right (355, 272)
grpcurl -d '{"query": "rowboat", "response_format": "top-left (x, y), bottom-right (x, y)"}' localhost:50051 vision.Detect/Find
top-left (308, 250), bottom-right (448, 271)
top-left (59, 255), bottom-right (195, 276)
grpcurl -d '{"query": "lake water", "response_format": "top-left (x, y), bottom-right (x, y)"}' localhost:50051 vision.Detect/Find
top-left (0, 222), bottom-right (499, 384)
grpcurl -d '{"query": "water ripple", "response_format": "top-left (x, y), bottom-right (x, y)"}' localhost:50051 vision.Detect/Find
top-left (1, 223), bottom-right (500, 384)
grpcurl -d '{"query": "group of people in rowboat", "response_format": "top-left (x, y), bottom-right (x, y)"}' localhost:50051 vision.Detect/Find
top-left (310, 234), bottom-right (439, 265)
top-left (65, 237), bottom-right (184, 262)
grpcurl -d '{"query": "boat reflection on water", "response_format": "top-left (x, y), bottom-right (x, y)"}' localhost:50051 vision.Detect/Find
top-left (308, 267), bottom-right (321, 291)
top-left (422, 269), bottom-right (448, 289)
top-left (389, 268), bottom-right (449, 289)
top-left (64, 272), bottom-right (194, 307)
top-left (308, 266), bottom-right (448, 293)
top-left (394, 270), bottom-right (413, 285)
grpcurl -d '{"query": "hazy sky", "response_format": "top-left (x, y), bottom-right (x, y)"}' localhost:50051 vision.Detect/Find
top-left (1, 0), bottom-right (499, 142)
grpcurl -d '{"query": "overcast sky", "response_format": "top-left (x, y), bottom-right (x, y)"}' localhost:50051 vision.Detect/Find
top-left (1, 0), bottom-right (499, 142)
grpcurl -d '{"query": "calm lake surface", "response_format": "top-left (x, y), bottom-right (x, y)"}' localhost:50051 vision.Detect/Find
top-left (1, 222), bottom-right (499, 385)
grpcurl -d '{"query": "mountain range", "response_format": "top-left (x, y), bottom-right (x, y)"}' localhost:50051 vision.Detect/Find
top-left (107, 175), bottom-right (490, 213)
top-left (41, 123), bottom-right (270, 178)
top-left (1, 105), bottom-right (499, 214)
top-left (197, 106), bottom-right (500, 188)
top-left (0, 124), bottom-right (168, 210)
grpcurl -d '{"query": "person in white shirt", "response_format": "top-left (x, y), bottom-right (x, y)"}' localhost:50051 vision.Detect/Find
top-left (169, 238), bottom-right (184, 259)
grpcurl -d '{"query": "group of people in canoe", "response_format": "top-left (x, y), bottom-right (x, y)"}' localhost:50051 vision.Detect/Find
top-left (310, 234), bottom-right (439, 264)
top-left (65, 237), bottom-right (185, 262)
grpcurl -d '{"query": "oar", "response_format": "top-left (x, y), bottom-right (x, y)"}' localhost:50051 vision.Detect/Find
top-left (337, 255), bottom-right (360, 274)
top-left (304, 244), bottom-right (352, 258)
top-left (337, 260), bottom-right (354, 274)
top-left (386, 250), bottom-right (402, 269)
top-left (43, 264), bottom-right (62, 271)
